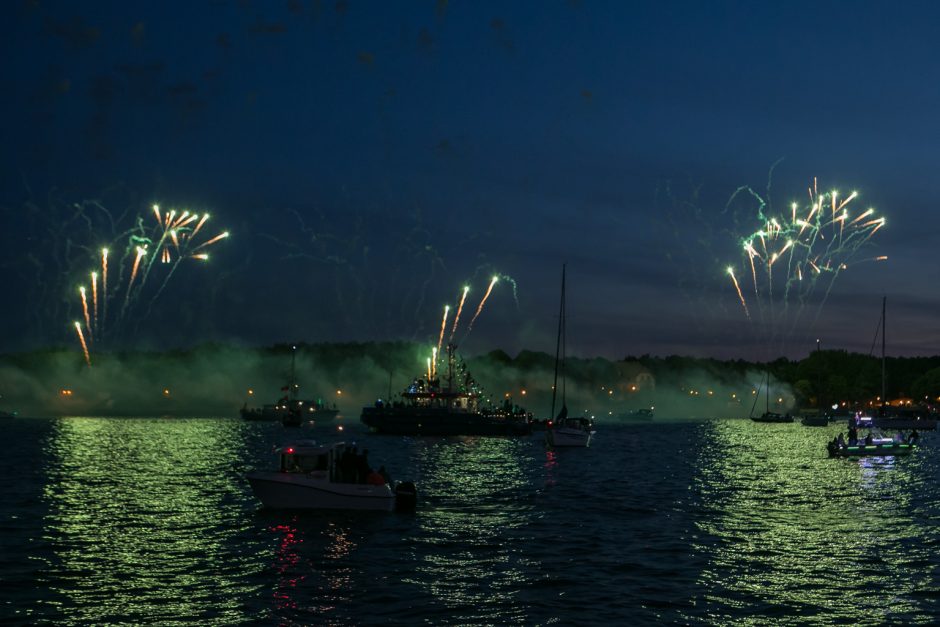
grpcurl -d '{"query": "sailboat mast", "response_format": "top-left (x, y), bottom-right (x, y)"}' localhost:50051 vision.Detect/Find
top-left (550, 264), bottom-right (565, 419)
top-left (881, 295), bottom-right (886, 411)
top-left (290, 345), bottom-right (297, 402)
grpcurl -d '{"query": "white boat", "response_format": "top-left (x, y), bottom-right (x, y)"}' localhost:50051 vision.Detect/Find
top-left (544, 264), bottom-right (595, 448)
top-left (546, 416), bottom-right (595, 447)
top-left (247, 440), bottom-right (416, 511)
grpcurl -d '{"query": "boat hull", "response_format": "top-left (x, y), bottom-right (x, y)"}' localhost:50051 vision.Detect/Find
top-left (832, 443), bottom-right (916, 457)
top-left (247, 472), bottom-right (395, 510)
top-left (545, 427), bottom-right (593, 447)
top-left (360, 407), bottom-right (531, 436)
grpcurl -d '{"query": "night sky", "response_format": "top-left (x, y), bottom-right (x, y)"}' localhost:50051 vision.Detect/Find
top-left (3, 1), bottom-right (939, 360)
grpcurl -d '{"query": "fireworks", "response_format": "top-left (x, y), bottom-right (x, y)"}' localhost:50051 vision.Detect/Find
top-left (435, 305), bottom-right (450, 368)
top-left (69, 203), bottom-right (229, 359)
top-left (73, 321), bottom-right (91, 367)
top-left (724, 180), bottom-right (885, 348)
top-left (465, 276), bottom-right (499, 334)
top-left (449, 285), bottom-right (470, 343)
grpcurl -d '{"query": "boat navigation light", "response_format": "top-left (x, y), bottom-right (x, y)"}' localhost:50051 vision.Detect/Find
top-left (286, 447), bottom-right (294, 454)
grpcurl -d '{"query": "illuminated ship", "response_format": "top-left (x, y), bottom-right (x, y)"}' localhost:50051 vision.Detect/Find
top-left (360, 344), bottom-right (532, 436)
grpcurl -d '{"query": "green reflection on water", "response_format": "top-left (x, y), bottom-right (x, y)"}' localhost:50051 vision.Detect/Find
top-left (39, 417), bottom-right (264, 624)
top-left (690, 419), bottom-right (934, 625)
top-left (407, 437), bottom-right (536, 623)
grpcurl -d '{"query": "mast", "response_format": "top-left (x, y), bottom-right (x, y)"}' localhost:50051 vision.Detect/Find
top-left (881, 295), bottom-right (886, 412)
top-left (550, 264), bottom-right (566, 420)
top-left (290, 344), bottom-right (297, 402)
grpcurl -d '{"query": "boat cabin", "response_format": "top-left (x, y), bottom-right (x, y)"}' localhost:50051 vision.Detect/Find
top-left (277, 441), bottom-right (344, 481)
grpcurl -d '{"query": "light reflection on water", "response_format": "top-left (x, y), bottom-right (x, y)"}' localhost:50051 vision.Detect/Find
top-left (0, 416), bottom-right (938, 624)
top-left (37, 417), bottom-right (265, 625)
top-left (689, 419), bottom-right (939, 625)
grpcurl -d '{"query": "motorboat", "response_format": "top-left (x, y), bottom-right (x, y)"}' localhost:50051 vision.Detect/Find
top-left (247, 440), bottom-right (416, 511)
top-left (828, 434), bottom-right (918, 458)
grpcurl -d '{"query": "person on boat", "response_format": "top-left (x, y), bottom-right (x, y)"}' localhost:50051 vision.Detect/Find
top-left (910, 429), bottom-right (920, 444)
top-left (864, 432), bottom-right (874, 446)
top-left (366, 468), bottom-right (385, 486)
top-left (827, 438), bottom-right (837, 457)
top-left (378, 465), bottom-right (392, 484)
top-left (837, 433), bottom-right (846, 448)
top-left (848, 425), bottom-right (858, 446)
top-left (357, 450), bottom-right (371, 484)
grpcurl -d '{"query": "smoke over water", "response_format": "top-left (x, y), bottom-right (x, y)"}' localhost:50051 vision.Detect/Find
top-left (0, 344), bottom-right (796, 420)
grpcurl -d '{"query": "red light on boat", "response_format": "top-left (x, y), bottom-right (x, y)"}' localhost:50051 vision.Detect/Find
top-left (286, 447), bottom-right (294, 454)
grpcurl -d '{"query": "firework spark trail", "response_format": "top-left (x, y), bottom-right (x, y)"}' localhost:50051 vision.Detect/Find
top-left (191, 214), bottom-right (210, 239)
top-left (465, 276), bottom-right (499, 335)
top-left (426, 357), bottom-right (432, 382)
top-left (101, 248), bottom-right (109, 334)
top-left (74, 321), bottom-right (91, 366)
top-left (191, 231), bottom-right (230, 252)
top-left (497, 273), bottom-right (520, 308)
top-left (123, 246), bottom-right (147, 312)
top-left (448, 286), bottom-right (470, 343)
top-left (727, 267), bottom-right (750, 319)
top-left (91, 271), bottom-right (98, 336)
top-left (79, 287), bottom-right (92, 342)
top-left (431, 347), bottom-right (438, 379)
top-left (435, 305), bottom-right (450, 362)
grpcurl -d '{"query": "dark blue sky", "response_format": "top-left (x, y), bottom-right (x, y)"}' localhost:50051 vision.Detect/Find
top-left (2, 1), bottom-right (939, 359)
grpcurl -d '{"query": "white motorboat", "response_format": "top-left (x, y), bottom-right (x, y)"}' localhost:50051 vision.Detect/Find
top-left (247, 440), bottom-right (416, 511)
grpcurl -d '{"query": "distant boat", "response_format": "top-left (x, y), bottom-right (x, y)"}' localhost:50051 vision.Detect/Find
top-left (0, 410), bottom-right (16, 419)
top-left (359, 344), bottom-right (531, 436)
top-left (545, 264), bottom-right (595, 448)
top-left (240, 345), bottom-right (339, 426)
top-left (616, 408), bottom-right (654, 421)
top-left (749, 371), bottom-right (794, 423)
top-left (247, 440), bottom-right (416, 511)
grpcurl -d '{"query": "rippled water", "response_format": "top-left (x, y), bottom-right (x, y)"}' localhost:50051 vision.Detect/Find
top-left (1, 416), bottom-right (938, 625)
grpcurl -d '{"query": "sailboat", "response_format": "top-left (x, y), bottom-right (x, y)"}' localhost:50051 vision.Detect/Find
top-left (870, 296), bottom-right (937, 430)
top-left (749, 371), bottom-right (793, 423)
top-left (545, 264), bottom-right (595, 448)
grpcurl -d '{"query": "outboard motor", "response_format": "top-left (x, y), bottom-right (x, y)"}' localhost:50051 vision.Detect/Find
top-left (394, 481), bottom-right (418, 511)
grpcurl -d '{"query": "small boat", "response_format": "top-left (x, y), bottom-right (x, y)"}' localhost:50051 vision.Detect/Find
top-left (615, 408), bottom-right (654, 421)
top-left (748, 371), bottom-right (793, 423)
top-left (546, 415), bottom-right (595, 448)
top-left (241, 345), bottom-right (340, 426)
top-left (544, 265), bottom-right (595, 448)
top-left (801, 413), bottom-right (828, 426)
top-left (247, 440), bottom-right (417, 511)
top-left (828, 433), bottom-right (918, 458)
top-left (0, 410), bottom-right (16, 419)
